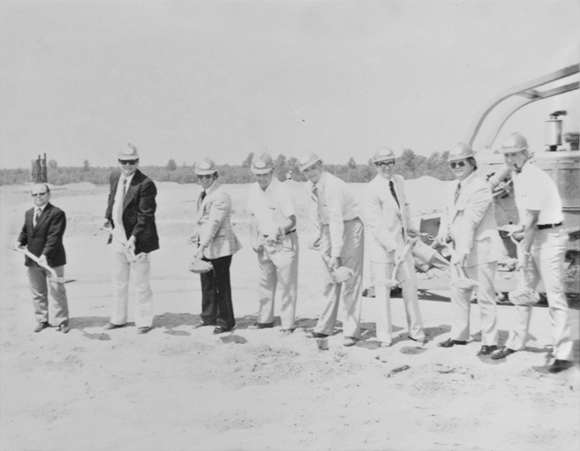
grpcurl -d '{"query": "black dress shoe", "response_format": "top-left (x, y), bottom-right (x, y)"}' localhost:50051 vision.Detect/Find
top-left (213, 326), bottom-right (233, 335)
top-left (307, 331), bottom-right (328, 339)
top-left (248, 322), bottom-right (274, 329)
top-left (34, 322), bottom-right (49, 333)
top-left (58, 322), bottom-right (70, 334)
top-left (490, 347), bottom-right (517, 360)
top-left (437, 338), bottom-right (467, 348)
top-left (104, 322), bottom-right (127, 330)
top-left (477, 345), bottom-right (498, 356)
top-left (137, 326), bottom-right (152, 335)
top-left (548, 359), bottom-right (573, 373)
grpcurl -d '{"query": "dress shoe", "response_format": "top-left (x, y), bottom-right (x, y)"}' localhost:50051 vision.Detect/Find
top-left (280, 328), bottom-right (295, 335)
top-left (490, 347), bottom-right (517, 360)
top-left (137, 326), bottom-right (152, 335)
top-left (379, 341), bottom-right (392, 348)
top-left (409, 336), bottom-right (427, 345)
top-left (307, 331), bottom-right (328, 339)
top-left (437, 338), bottom-right (467, 348)
top-left (192, 321), bottom-right (213, 329)
top-left (213, 326), bottom-right (233, 335)
top-left (104, 322), bottom-right (127, 330)
top-left (248, 322), bottom-right (274, 330)
top-left (477, 345), bottom-right (498, 356)
top-left (548, 359), bottom-right (573, 374)
top-left (343, 336), bottom-right (357, 347)
top-left (58, 322), bottom-right (70, 334)
top-left (34, 322), bottom-right (49, 333)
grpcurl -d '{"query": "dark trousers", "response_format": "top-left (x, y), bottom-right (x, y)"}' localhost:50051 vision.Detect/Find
top-left (200, 255), bottom-right (235, 330)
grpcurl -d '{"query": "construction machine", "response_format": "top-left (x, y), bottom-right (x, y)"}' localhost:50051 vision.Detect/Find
top-left (416, 63), bottom-right (580, 296)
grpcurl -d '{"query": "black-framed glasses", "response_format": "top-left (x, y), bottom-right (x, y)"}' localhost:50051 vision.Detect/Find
top-left (31, 192), bottom-right (48, 197)
top-left (197, 174), bottom-right (213, 179)
top-left (118, 159), bottom-right (137, 165)
top-left (450, 161), bottom-right (466, 169)
top-left (375, 160), bottom-right (395, 168)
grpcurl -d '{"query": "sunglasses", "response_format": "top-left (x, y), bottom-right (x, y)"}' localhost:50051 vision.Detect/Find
top-left (118, 159), bottom-right (137, 165)
top-left (31, 192), bottom-right (48, 197)
top-left (197, 174), bottom-right (213, 179)
top-left (450, 161), bottom-right (467, 169)
top-left (375, 160), bottom-right (395, 168)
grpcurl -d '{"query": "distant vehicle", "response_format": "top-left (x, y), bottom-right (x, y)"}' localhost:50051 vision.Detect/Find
top-left (418, 64), bottom-right (580, 295)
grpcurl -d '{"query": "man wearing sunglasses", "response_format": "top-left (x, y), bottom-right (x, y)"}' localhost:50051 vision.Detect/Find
top-left (104, 144), bottom-right (159, 334)
top-left (435, 143), bottom-right (503, 356)
top-left (189, 158), bottom-right (241, 335)
top-left (364, 147), bottom-right (424, 347)
top-left (491, 133), bottom-right (573, 373)
top-left (14, 184), bottom-right (70, 333)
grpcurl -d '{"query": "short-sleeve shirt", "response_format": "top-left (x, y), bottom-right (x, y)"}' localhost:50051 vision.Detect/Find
top-left (247, 177), bottom-right (295, 229)
top-left (513, 162), bottom-right (563, 225)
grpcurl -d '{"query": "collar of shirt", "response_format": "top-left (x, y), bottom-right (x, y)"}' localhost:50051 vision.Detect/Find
top-left (35, 204), bottom-right (48, 213)
top-left (458, 171), bottom-right (477, 188)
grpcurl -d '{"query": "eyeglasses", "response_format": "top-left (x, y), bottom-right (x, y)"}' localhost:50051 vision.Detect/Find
top-left (197, 174), bottom-right (213, 179)
top-left (450, 161), bottom-right (467, 169)
top-left (375, 160), bottom-right (395, 168)
top-left (31, 192), bottom-right (48, 197)
top-left (118, 159), bottom-right (137, 165)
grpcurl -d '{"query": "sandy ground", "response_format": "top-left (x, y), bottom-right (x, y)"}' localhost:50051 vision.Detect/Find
top-left (1, 180), bottom-right (579, 451)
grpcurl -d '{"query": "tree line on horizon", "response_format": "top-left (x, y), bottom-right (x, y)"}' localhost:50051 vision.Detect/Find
top-left (0, 149), bottom-right (456, 186)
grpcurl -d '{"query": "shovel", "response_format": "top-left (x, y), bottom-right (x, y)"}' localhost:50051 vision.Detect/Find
top-left (440, 242), bottom-right (479, 291)
top-left (15, 248), bottom-right (76, 284)
top-left (376, 237), bottom-right (418, 289)
top-left (508, 236), bottom-right (540, 306)
top-left (99, 226), bottom-right (145, 263)
top-left (320, 253), bottom-right (354, 284)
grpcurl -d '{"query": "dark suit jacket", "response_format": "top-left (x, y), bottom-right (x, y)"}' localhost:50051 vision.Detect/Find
top-left (18, 203), bottom-right (67, 268)
top-left (105, 169), bottom-right (160, 255)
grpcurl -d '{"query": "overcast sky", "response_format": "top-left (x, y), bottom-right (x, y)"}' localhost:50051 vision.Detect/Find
top-left (1, 0), bottom-right (578, 169)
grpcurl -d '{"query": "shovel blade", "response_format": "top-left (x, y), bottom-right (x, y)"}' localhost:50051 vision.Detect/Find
top-left (49, 277), bottom-right (76, 285)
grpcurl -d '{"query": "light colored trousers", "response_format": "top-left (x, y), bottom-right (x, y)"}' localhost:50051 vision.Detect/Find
top-left (450, 261), bottom-right (498, 345)
top-left (256, 232), bottom-right (299, 329)
top-left (314, 218), bottom-right (364, 338)
top-left (110, 249), bottom-right (154, 328)
top-left (505, 228), bottom-right (573, 360)
top-left (373, 252), bottom-right (425, 344)
top-left (28, 264), bottom-right (69, 326)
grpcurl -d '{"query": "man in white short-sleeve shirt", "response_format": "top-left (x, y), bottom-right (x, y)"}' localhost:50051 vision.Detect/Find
top-left (491, 132), bottom-right (573, 374)
top-left (247, 152), bottom-right (299, 333)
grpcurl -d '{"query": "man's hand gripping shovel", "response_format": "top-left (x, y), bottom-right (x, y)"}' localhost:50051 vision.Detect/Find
top-left (14, 247), bottom-right (76, 284)
top-left (99, 225), bottom-right (146, 263)
top-left (375, 236), bottom-right (420, 289)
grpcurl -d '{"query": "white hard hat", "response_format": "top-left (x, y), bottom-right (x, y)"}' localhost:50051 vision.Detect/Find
top-left (251, 152), bottom-right (275, 174)
top-left (372, 146), bottom-right (396, 163)
top-left (500, 132), bottom-right (528, 153)
top-left (118, 143), bottom-right (139, 160)
top-left (194, 157), bottom-right (217, 175)
top-left (298, 152), bottom-right (322, 172)
top-left (448, 142), bottom-right (475, 162)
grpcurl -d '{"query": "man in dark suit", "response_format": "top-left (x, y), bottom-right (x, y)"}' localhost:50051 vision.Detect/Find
top-left (104, 144), bottom-right (159, 334)
top-left (14, 183), bottom-right (70, 333)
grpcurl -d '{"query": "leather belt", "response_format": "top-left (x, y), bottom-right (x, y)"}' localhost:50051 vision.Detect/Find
top-left (537, 222), bottom-right (562, 230)
top-left (285, 229), bottom-right (297, 236)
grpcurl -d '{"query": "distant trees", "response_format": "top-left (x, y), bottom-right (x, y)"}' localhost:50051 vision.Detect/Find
top-left (166, 159), bottom-right (177, 171)
top-left (0, 149), bottom-right (457, 186)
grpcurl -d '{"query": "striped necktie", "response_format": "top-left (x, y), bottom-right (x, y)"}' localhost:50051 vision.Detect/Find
top-left (34, 208), bottom-right (42, 226)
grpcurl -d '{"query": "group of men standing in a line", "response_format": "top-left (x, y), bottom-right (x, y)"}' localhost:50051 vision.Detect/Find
top-left (14, 132), bottom-right (574, 373)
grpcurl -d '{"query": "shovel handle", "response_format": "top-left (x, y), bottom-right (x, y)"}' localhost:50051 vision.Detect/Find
top-left (15, 247), bottom-right (58, 278)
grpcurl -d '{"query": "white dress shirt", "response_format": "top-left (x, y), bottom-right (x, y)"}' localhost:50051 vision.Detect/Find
top-left (306, 172), bottom-right (359, 257)
top-left (247, 177), bottom-right (295, 232)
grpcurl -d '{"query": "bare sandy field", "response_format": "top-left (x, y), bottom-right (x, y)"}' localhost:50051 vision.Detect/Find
top-left (1, 179), bottom-right (579, 451)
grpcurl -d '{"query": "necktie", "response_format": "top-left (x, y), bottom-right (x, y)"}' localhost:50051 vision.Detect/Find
top-left (454, 183), bottom-right (461, 204)
top-left (389, 180), bottom-right (400, 208)
top-left (34, 208), bottom-right (42, 226)
top-left (200, 191), bottom-right (206, 203)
